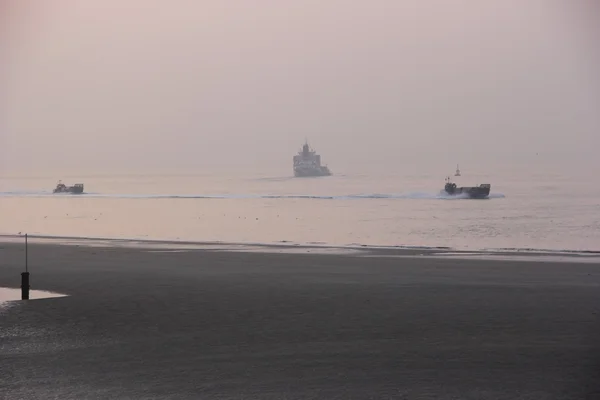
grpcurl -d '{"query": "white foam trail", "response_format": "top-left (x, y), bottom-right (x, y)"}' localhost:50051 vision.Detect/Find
top-left (0, 191), bottom-right (506, 200)
top-left (0, 190), bottom-right (52, 196)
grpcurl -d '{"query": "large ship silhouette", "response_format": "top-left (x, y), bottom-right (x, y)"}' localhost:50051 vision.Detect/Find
top-left (293, 141), bottom-right (331, 177)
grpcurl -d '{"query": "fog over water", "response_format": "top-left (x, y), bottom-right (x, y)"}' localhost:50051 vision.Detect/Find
top-left (2, 1), bottom-right (599, 177)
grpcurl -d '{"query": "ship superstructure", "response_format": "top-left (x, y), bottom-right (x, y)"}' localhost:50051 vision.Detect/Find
top-left (293, 141), bottom-right (331, 177)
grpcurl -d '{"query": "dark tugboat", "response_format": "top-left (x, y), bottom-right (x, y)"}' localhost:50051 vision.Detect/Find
top-left (293, 141), bottom-right (331, 177)
top-left (444, 177), bottom-right (490, 199)
top-left (53, 181), bottom-right (84, 194)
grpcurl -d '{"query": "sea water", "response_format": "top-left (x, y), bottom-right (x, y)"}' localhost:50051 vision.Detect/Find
top-left (0, 168), bottom-right (598, 252)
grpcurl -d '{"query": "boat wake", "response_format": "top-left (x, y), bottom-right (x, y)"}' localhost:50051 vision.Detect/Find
top-left (0, 191), bottom-right (506, 200)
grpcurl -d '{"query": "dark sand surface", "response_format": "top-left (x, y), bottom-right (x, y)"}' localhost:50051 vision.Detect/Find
top-left (1, 242), bottom-right (600, 399)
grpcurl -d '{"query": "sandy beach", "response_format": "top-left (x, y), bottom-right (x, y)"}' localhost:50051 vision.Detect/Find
top-left (1, 241), bottom-right (599, 399)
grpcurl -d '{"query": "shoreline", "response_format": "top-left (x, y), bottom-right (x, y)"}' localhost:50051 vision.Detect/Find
top-left (1, 233), bottom-right (599, 263)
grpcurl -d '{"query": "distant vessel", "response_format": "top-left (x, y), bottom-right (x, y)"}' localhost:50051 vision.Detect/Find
top-left (293, 141), bottom-right (331, 177)
top-left (53, 181), bottom-right (84, 194)
top-left (455, 164), bottom-right (461, 176)
top-left (444, 177), bottom-right (490, 199)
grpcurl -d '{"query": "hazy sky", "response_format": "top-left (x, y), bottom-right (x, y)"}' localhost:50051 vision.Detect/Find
top-left (2, 1), bottom-right (599, 175)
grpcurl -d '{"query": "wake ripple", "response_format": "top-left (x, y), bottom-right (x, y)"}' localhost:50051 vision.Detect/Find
top-left (0, 191), bottom-right (506, 200)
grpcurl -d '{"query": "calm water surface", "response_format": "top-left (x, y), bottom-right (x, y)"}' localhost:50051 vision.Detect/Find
top-left (1, 169), bottom-right (598, 251)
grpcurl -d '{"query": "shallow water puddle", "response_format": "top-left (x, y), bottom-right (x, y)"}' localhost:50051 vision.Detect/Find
top-left (0, 287), bottom-right (68, 302)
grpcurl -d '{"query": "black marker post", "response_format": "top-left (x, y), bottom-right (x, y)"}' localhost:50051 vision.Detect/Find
top-left (21, 234), bottom-right (30, 300)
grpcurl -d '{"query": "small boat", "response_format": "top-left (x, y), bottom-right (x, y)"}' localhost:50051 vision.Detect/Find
top-left (455, 164), bottom-right (461, 176)
top-left (53, 181), bottom-right (84, 194)
top-left (444, 177), bottom-right (490, 199)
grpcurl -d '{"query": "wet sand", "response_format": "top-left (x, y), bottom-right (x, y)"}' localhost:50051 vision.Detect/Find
top-left (1, 242), bottom-right (600, 399)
